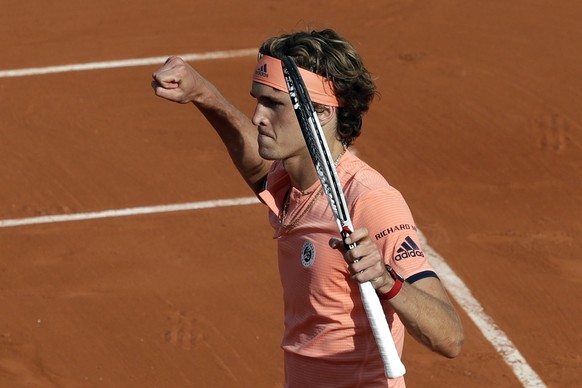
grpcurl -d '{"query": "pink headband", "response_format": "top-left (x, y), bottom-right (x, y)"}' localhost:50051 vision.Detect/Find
top-left (252, 55), bottom-right (341, 107)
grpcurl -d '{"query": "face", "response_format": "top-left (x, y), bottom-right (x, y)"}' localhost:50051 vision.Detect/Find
top-left (250, 82), bottom-right (307, 161)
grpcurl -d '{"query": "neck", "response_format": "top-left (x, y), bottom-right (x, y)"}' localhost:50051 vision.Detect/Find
top-left (284, 142), bottom-right (346, 191)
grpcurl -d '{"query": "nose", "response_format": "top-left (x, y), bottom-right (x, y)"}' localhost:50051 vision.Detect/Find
top-left (251, 104), bottom-right (266, 127)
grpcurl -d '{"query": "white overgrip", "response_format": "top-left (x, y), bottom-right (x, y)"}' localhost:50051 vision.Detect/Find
top-left (359, 281), bottom-right (406, 378)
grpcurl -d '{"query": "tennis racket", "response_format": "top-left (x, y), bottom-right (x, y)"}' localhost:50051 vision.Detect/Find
top-left (281, 56), bottom-right (406, 379)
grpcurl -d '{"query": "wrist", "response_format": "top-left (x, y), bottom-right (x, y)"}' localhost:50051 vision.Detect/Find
top-left (377, 265), bottom-right (404, 300)
top-left (191, 83), bottom-right (216, 107)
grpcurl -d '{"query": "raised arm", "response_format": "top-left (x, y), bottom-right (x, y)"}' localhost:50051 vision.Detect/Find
top-left (151, 56), bottom-right (271, 195)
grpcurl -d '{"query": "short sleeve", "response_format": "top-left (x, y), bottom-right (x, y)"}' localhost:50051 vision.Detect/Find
top-left (350, 187), bottom-right (436, 280)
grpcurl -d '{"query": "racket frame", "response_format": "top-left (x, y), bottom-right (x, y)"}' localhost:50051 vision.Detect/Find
top-left (281, 56), bottom-right (406, 379)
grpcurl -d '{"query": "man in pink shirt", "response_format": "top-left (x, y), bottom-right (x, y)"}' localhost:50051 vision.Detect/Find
top-left (152, 28), bottom-right (464, 387)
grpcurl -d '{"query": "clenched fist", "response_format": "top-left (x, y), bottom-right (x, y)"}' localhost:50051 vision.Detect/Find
top-left (151, 56), bottom-right (206, 104)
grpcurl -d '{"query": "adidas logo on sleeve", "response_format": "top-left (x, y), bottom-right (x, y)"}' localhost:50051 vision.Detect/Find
top-left (394, 236), bottom-right (425, 261)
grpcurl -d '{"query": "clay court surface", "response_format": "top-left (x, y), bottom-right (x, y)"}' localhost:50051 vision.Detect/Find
top-left (1, 1), bottom-right (581, 387)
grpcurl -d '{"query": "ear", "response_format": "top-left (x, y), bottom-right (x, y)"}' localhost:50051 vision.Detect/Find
top-left (317, 105), bottom-right (336, 127)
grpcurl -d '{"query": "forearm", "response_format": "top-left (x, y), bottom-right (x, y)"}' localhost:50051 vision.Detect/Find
top-left (381, 279), bottom-right (464, 358)
top-left (152, 57), bottom-right (271, 194)
top-left (192, 81), bottom-right (271, 194)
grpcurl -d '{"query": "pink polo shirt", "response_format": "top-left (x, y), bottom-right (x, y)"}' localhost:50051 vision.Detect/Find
top-left (259, 150), bottom-right (436, 388)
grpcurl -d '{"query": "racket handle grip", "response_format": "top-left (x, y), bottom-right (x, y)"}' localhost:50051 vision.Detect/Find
top-left (344, 226), bottom-right (405, 377)
top-left (359, 281), bottom-right (407, 378)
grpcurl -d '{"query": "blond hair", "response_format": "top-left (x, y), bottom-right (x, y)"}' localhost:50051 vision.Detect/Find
top-left (259, 29), bottom-right (376, 146)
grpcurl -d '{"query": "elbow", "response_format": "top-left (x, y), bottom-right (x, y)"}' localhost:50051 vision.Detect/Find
top-left (422, 321), bottom-right (464, 358)
top-left (439, 312), bottom-right (465, 358)
top-left (442, 338), bottom-right (463, 359)
top-left (418, 328), bottom-right (464, 358)
top-left (439, 328), bottom-right (464, 359)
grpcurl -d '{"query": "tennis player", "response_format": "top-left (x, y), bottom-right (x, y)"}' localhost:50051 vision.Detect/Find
top-left (152, 28), bottom-right (463, 387)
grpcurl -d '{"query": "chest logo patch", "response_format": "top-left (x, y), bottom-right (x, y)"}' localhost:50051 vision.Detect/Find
top-left (301, 240), bottom-right (316, 268)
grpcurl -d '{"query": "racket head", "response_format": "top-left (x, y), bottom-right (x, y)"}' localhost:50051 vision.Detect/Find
top-left (281, 56), bottom-right (353, 232)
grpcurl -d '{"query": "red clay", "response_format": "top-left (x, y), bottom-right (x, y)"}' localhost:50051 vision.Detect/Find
top-left (1, 1), bottom-right (581, 387)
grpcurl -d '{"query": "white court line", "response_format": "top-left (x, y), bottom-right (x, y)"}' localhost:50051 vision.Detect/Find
top-left (0, 49), bottom-right (546, 387)
top-left (0, 48), bottom-right (257, 78)
top-left (418, 231), bottom-right (546, 387)
top-left (0, 197), bottom-right (260, 228)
